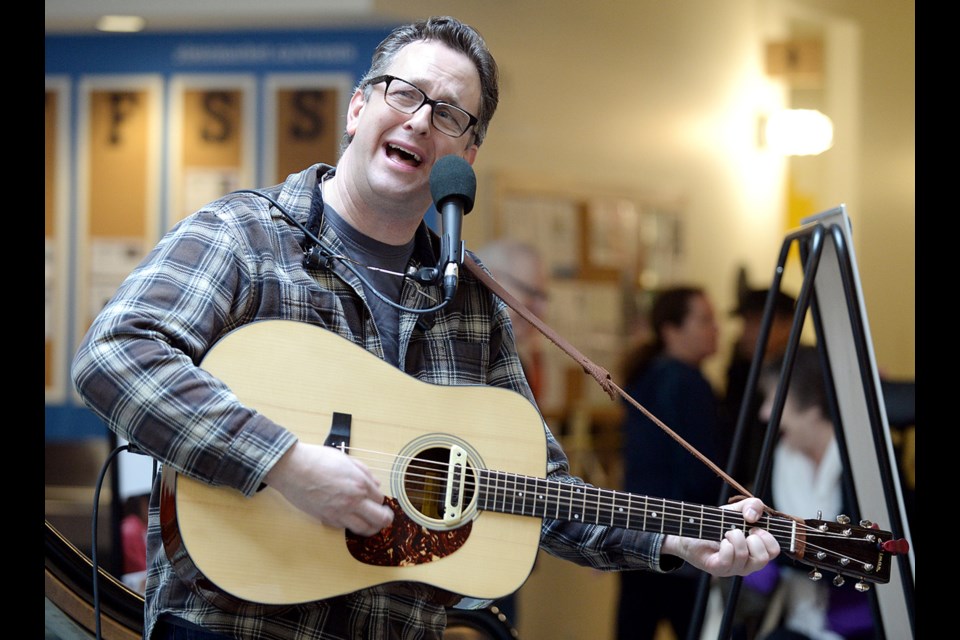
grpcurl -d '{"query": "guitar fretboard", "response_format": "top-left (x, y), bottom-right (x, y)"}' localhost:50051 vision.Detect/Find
top-left (477, 469), bottom-right (793, 548)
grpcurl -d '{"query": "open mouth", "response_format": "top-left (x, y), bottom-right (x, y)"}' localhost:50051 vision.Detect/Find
top-left (386, 143), bottom-right (423, 167)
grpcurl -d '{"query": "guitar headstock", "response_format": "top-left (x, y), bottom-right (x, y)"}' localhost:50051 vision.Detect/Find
top-left (784, 515), bottom-right (908, 590)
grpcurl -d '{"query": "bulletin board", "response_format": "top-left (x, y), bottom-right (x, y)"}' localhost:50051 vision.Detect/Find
top-left (490, 174), bottom-right (685, 420)
top-left (263, 73), bottom-right (354, 185)
top-left (168, 75), bottom-right (256, 223)
top-left (74, 76), bottom-right (163, 403)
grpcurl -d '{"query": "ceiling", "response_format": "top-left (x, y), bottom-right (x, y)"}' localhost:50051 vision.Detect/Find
top-left (44, 0), bottom-right (388, 34)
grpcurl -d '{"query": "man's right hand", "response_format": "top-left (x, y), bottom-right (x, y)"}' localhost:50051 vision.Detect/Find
top-left (265, 442), bottom-right (394, 536)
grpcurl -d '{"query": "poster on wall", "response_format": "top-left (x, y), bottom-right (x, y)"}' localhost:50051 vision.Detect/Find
top-left (77, 76), bottom-right (161, 345)
top-left (170, 76), bottom-right (255, 222)
top-left (264, 73), bottom-right (354, 185)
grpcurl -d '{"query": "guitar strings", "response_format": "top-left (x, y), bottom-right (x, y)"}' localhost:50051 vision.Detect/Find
top-left (339, 445), bottom-right (882, 572)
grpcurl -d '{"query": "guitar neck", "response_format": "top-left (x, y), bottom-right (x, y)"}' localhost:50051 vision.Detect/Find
top-left (476, 469), bottom-right (796, 550)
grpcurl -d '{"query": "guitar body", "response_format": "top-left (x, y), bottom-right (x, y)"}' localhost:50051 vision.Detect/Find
top-left (161, 320), bottom-right (547, 606)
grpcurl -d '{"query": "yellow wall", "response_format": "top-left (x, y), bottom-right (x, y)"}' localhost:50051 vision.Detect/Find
top-left (369, 3), bottom-right (914, 637)
top-left (376, 0), bottom-right (915, 382)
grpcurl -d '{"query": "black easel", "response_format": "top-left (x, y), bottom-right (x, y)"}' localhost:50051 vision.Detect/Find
top-left (687, 205), bottom-right (915, 640)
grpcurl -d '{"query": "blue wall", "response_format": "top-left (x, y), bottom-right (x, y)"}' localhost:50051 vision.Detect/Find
top-left (45, 28), bottom-right (395, 75)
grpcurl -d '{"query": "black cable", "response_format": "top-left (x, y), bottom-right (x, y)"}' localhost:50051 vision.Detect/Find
top-left (91, 443), bottom-right (141, 640)
top-left (231, 189), bottom-right (453, 314)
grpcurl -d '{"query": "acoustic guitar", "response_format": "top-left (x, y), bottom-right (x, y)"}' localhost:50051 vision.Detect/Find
top-left (160, 320), bottom-right (904, 607)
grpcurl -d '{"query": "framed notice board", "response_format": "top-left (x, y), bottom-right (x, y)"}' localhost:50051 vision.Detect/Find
top-left (74, 75), bottom-right (163, 402)
top-left (490, 174), bottom-right (684, 419)
top-left (263, 73), bottom-right (354, 185)
top-left (169, 75), bottom-right (256, 224)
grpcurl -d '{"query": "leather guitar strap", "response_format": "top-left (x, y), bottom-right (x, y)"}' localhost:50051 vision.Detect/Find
top-left (464, 253), bottom-right (757, 504)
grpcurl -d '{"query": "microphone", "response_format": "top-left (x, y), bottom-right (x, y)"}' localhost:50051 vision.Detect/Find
top-left (429, 155), bottom-right (476, 302)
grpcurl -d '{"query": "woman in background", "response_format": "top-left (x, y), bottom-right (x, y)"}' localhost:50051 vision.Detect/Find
top-left (616, 285), bottom-right (728, 640)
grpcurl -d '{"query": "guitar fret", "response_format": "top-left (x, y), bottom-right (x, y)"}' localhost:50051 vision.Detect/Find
top-left (555, 482), bottom-right (567, 520)
top-left (483, 469), bottom-right (495, 512)
top-left (583, 485), bottom-right (599, 523)
top-left (517, 476), bottom-right (536, 516)
top-left (502, 471), bottom-right (514, 513)
top-left (512, 475), bottom-right (523, 516)
top-left (594, 488), bottom-right (603, 525)
top-left (562, 483), bottom-right (583, 521)
top-left (597, 489), bottom-right (616, 526)
top-left (702, 506), bottom-right (723, 541)
top-left (603, 488), bottom-right (615, 527)
top-left (561, 483), bottom-right (573, 520)
top-left (512, 473), bottom-right (524, 515)
top-left (662, 499), bottom-right (679, 536)
top-left (532, 477), bottom-right (549, 518)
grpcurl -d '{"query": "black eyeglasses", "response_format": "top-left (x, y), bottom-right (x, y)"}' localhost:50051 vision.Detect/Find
top-left (365, 75), bottom-right (478, 139)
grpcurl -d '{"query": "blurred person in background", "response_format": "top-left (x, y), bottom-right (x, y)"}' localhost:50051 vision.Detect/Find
top-left (616, 285), bottom-right (729, 640)
top-left (723, 288), bottom-right (797, 486)
top-left (475, 239), bottom-right (549, 403)
top-left (734, 345), bottom-right (875, 640)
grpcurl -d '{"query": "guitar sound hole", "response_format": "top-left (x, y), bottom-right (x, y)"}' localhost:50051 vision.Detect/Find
top-left (404, 446), bottom-right (476, 522)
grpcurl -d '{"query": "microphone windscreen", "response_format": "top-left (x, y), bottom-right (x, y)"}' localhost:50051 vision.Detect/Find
top-left (429, 155), bottom-right (476, 214)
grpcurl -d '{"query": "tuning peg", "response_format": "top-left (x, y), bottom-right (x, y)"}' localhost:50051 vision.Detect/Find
top-left (832, 574), bottom-right (845, 587)
top-left (855, 580), bottom-right (871, 593)
top-left (836, 514), bottom-right (851, 525)
top-left (808, 568), bottom-right (822, 581)
top-left (859, 519), bottom-right (874, 528)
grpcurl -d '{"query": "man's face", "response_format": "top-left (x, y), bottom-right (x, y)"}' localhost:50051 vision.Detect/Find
top-left (344, 40), bottom-right (482, 211)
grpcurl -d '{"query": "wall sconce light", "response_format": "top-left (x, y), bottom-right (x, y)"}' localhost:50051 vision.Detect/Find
top-left (761, 108), bottom-right (834, 156)
top-left (96, 15), bottom-right (147, 33)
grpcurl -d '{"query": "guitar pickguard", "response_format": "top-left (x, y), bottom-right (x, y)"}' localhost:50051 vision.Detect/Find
top-left (345, 498), bottom-right (472, 567)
